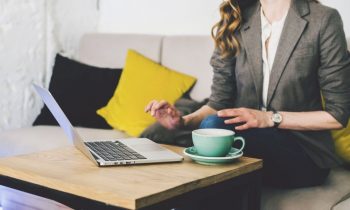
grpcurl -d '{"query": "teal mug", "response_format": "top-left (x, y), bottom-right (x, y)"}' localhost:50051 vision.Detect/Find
top-left (192, 128), bottom-right (245, 157)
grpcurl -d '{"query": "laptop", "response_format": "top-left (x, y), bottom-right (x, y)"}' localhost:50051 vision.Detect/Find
top-left (33, 84), bottom-right (183, 167)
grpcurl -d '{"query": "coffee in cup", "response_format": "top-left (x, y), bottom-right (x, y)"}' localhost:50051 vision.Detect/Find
top-left (192, 128), bottom-right (245, 157)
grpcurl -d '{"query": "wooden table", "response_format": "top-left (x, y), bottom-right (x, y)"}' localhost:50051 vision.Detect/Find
top-left (0, 145), bottom-right (262, 210)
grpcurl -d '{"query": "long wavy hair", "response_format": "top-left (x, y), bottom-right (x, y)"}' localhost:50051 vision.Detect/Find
top-left (212, 0), bottom-right (319, 58)
top-left (211, 0), bottom-right (242, 59)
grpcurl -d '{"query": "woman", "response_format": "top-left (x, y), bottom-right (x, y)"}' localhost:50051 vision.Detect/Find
top-left (145, 0), bottom-right (350, 188)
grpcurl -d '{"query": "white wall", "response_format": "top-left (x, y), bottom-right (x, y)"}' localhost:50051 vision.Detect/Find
top-left (0, 0), bottom-right (47, 131)
top-left (98, 0), bottom-right (222, 35)
top-left (0, 0), bottom-right (99, 131)
top-left (99, 0), bottom-right (350, 39)
top-left (46, 0), bottom-right (99, 85)
top-left (48, 0), bottom-right (100, 60)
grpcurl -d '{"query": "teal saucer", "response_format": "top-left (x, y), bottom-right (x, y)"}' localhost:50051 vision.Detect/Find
top-left (183, 147), bottom-right (243, 165)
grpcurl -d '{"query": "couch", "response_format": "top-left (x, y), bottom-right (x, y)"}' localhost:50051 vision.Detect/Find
top-left (0, 33), bottom-right (350, 210)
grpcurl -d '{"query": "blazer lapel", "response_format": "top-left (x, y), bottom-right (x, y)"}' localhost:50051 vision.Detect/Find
top-left (240, 3), bottom-right (264, 106)
top-left (266, 0), bottom-right (309, 107)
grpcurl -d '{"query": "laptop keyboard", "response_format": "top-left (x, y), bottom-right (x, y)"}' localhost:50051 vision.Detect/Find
top-left (85, 141), bottom-right (146, 161)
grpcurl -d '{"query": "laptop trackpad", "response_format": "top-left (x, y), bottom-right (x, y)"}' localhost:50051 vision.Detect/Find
top-left (131, 144), bottom-right (165, 152)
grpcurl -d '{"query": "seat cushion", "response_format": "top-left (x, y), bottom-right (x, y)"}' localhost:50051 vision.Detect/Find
top-left (161, 36), bottom-right (214, 101)
top-left (0, 126), bottom-right (129, 157)
top-left (261, 167), bottom-right (350, 210)
top-left (333, 197), bottom-right (350, 210)
top-left (79, 34), bottom-right (163, 68)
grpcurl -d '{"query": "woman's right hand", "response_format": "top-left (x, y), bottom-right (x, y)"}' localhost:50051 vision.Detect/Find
top-left (145, 100), bottom-right (183, 130)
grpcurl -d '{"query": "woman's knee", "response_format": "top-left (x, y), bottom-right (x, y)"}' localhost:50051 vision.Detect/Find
top-left (200, 115), bottom-right (232, 130)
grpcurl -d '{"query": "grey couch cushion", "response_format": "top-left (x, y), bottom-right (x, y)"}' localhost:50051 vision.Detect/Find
top-left (79, 34), bottom-right (163, 68)
top-left (161, 36), bottom-right (214, 101)
top-left (333, 197), bottom-right (350, 210)
top-left (261, 167), bottom-right (350, 210)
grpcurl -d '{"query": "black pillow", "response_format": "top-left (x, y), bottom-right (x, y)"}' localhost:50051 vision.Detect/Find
top-left (140, 97), bottom-right (208, 147)
top-left (33, 54), bottom-right (122, 129)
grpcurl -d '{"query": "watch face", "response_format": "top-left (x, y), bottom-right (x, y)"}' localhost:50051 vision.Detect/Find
top-left (272, 113), bottom-right (282, 123)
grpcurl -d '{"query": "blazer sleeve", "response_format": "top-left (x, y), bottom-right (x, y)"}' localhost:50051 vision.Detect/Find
top-left (318, 9), bottom-right (350, 127)
top-left (207, 48), bottom-right (236, 111)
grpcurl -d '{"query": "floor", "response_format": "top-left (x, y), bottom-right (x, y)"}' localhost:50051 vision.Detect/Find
top-left (0, 186), bottom-right (71, 210)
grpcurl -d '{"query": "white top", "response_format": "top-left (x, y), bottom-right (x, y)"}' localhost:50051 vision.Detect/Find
top-left (261, 8), bottom-right (288, 108)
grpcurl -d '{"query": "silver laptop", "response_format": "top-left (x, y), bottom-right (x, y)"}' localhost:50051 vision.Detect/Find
top-left (33, 84), bottom-right (183, 167)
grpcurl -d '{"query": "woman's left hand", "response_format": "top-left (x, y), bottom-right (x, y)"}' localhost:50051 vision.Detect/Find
top-left (217, 108), bottom-right (274, 130)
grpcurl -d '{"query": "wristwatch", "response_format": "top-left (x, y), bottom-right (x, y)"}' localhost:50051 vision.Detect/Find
top-left (271, 110), bottom-right (283, 128)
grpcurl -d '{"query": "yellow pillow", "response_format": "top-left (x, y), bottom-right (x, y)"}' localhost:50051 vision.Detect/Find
top-left (322, 97), bottom-right (350, 163)
top-left (332, 119), bottom-right (350, 163)
top-left (97, 50), bottom-right (196, 137)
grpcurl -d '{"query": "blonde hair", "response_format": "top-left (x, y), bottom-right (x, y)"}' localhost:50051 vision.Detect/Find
top-left (212, 0), bottom-right (320, 58)
top-left (211, 0), bottom-right (242, 58)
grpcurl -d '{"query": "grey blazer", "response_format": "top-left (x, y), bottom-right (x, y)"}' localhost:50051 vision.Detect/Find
top-left (208, 0), bottom-right (350, 168)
